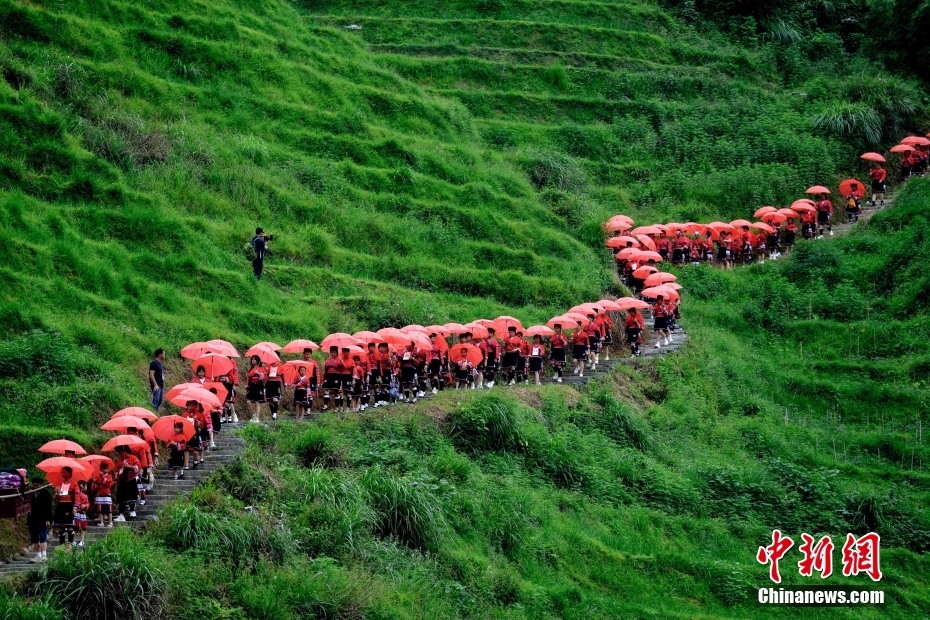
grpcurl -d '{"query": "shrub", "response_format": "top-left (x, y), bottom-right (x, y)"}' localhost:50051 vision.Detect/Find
top-left (210, 458), bottom-right (272, 505)
top-left (0, 590), bottom-right (61, 620)
top-left (445, 393), bottom-right (526, 453)
top-left (38, 529), bottom-right (167, 620)
top-left (361, 465), bottom-right (446, 550)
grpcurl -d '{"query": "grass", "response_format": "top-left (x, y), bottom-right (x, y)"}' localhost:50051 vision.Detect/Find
top-left (0, 0), bottom-right (929, 615)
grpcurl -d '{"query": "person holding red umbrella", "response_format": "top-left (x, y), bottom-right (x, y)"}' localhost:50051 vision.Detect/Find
top-left (52, 466), bottom-right (77, 547)
top-left (869, 163), bottom-right (887, 206)
top-left (671, 230), bottom-right (690, 265)
top-left (113, 445), bottom-right (140, 521)
top-left (322, 346), bottom-right (345, 412)
top-left (816, 193), bottom-right (833, 238)
top-left (94, 461), bottom-right (114, 527)
top-left (245, 355), bottom-right (266, 422)
top-left (584, 314), bottom-right (601, 370)
top-left (291, 364), bottom-right (314, 420)
top-left (571, 321), bottom-right (588, 377)
top-left (624, 308), bottom-right (645, 357)
top-left (900, 151), bottom-right (914, 181)
top-left (217, 362), bottom-right (239, 424)
top-left (501, 326), bottom-right (522, 386)
top-left (452, 346), bottom-right (474, 390)
top-left (549, 323), bottom-right (568, 383)
top-left (801, 209), bottom-right (816, 240)
top-left (595, 311), bottom-right (613, 361)
top-left (427, 333), bottom-right (447, 394)
top-left (652, 294), bottom-right (671, 348)
top-left (656, 233), bottom-right (670, 262)
top-left (167, 421), bottom-right (188, 480)
top-left (476, 327), bottom-right (498, 389)
top-left (526, 335), bottom-right (547, 386)
top-left (265, 359), bottom-right (284, 420)
top-left (844, 181), bottom-right (863, 223)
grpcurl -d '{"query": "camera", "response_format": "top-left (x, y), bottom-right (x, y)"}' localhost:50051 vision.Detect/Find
top-left (267, 234), bottom-right (274, 241)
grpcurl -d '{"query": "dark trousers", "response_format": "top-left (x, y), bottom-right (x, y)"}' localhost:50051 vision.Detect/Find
top-left (252, 257), bottom-right (264, 279)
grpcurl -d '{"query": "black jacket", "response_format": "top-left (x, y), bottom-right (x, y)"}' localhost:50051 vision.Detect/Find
top-left (27, 488), bottom-right (52, 526)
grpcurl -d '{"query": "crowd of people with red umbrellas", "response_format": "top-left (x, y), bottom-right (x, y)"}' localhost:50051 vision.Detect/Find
top-left (605, 137), bottom-right (926, 281)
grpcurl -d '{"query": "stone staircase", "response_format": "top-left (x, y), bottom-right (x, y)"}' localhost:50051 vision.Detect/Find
top-left (0, 432), bottom-right (246, 576)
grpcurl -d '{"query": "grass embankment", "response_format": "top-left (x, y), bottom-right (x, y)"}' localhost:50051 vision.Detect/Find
top-left (0, 0), bottom-right (928, 615)
top-left (3, 187), bottom-right (929, 618)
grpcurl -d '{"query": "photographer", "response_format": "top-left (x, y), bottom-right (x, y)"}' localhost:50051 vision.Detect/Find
top-left (250, 227), bottom-right (273, 279)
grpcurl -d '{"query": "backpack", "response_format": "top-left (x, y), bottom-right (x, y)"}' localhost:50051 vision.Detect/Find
top-left (244, 239), bottom-right (257, 262)
top-left (847, 196), bottom-right (860, 211)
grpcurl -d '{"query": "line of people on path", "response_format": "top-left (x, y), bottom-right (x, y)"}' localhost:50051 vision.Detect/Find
top-left (151, 295), bottom-right (684, 422)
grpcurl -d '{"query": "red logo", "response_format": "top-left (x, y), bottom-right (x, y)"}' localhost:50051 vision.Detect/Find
top-left (798, 534), bottom-right (834, 578)
top-left (841, 533), bottom-right (883, 582)
top-left (757, 529), bottom-right (794, 584)
top-left (759, 531), bottom-right (882, 582)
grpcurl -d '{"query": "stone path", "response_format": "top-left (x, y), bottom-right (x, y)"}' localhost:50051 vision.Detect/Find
top-left (0, 433), bottom-right (246, 576)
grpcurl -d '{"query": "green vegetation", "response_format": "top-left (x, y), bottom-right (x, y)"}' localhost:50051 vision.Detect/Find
top-left (0, 0), bottom-right (929, 615)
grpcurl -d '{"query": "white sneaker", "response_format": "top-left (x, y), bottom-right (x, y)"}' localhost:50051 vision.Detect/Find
top-left (664, 338), bottom-right (670, 345)
top-left (470, 384), bottom-right (475, 390)
top-left (655, 342), bottom-right (662, 348)
top-left (417, 391), bottom-right (425, 397)
top-left (829, 230), bottom-right (834, 236)
top-left (114, 515), bottom-right (126, 522)
top-left (667, 335), bottom-right (673, 343)
top-left (487, 381), bottom-right (494, 388)
top-left (231, 414), bottom-right (238, 423)
top-left (412, 398), bottom-right (418, 403)
top-left (29, 555), bottom-right (45, 563)
top-left (573, 367), bottom-right (579, 375)
top-left (210, 441), bottom-right (216, 449)
top-left (272, 412), bottom-right (277, 420)
top-left (508, 380), bottom-right (515, 386)
top-left (557, 377), bottom-right (562, 383)
top-left (605, 355), bottom-right (610, 361)
top-left (579, 372), bottom-right (583, 377)
top-left (129, 511), bottom-right (137, 518)
top-left (138, 499), bottom-right (145, 506)
top-left (432, 387), bottom-right (438, 394)
top-left (78, 541), bottom-right (84, 548)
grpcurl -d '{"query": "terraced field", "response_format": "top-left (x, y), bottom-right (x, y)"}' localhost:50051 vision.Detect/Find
top-left (296, 0), bottom-right (849, 226)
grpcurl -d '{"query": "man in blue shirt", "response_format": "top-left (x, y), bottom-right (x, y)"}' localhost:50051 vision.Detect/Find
top-left (251, 227), bottom-right (269, 279)
top-left (149, 348), bottom-right (165, 409)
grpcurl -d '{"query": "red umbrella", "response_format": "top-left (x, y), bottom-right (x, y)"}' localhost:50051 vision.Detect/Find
top-left (641, 286), bottom-right (674, 299)
top-left (279, 360), bottom-right (319, 384)
top-left (632, 266), bottom-right (658, 278)
top-left (100, 434), bottom-right (147, 452)
top-left (665, 222), bottom-right (686, 233)
top-left (761, 212), bottom-right (786, 224)
top-left (425, 325), bottom-right (451, 337)
top-left (206, 340), bottom-right (240, 357)
top-left (168, 387), bottom-right (222, 410)
top-left (596, 299), bottom-right (624, 311)
top-left (578, 302), bottom-right (606, 314)
top-left (635, 234), bottom-right (657, 251)
top-left (561, 312), bottom-right (590, 327)
top-left (708, 221), bottom-right (736, 233)
top-left (860, 152), bottom-right (886, 163)
top-left (608, 214), bottom-right (634, 224)
top-left (753, 206), bottom-right (777, 218)
top-left (839, 179), bottom-right (865, 196)
top-left (776, 208), bottom-right (799, 218)
top-left (255, 341), bottom-right (282, 351)
top-left (101, 416), bottom-right (151, 432)
top-left (190, 353), bottom-right (235, 378)
top-left (605, 220), bottom-right (632, 232)
top-left (631, 225), bottom-right (663, 236)
top-left (615, 298), bottom-right (650, 310)
top-left (38, 439), bottom-right (87, 456)
top-left (402, 325), bottom-right (429, 334)
top-left (889, 144), bottom-right (915, 153)
top-left (606, 236), bottom-right (640, 248)
top-left (351, 331), bottom-right (384, 344)
top-left (657, 285), bottom-right (681, 300)
top-left (665, 282), bottom-right (684, 290)
top-left (319, 333), bottom-right (361, 350)
top-left (165, 382), bottom-right (228, 404)
top-left (379, 329), bottom-right (427, 349)
top-left (524, 325), bottom-right (554, 337)
top-left (790, 202), bottom-right (816, 213)
top-left (631, 250), bottom-right (663, 262)
top-left (684, 223), bottom-right (706, 236)
top-left (442, 322), bottom-right (469, 334)
top-left (111, 407), bottom-right (158, 422)
top-left (794, 198), bottom-right (816, 205)
top-left (37, 457), bottom-right (90, 487)
top-left (900, 136), bottom-right (930, 146)
top-left (751, 222), bottom-right (775, 234)
top-left (730, 219), bottom-right (753, 228)
top-left (152, 415), bottom-right (196, 442)
top-left (281, 339), bottom-right (319, 353)
top-left (180, 342), bottom-right (224, 360)
top-left (643, 273), bottom-right (677, 287)
top-left (78, 455), bottom-right (114, 478)
top-left (494, 316), bottom-right (523, 332)
top-left (448, 343), bottom-right (483, 366)
top-left (806, 185), bottom-right (831, 194)
top-left (465, 322), bottom-right (490, 338)
top-left (545, 316), bottom-right (577, 329)
top-left (615, 247), bottom-right (639, 260)
top-left (245, 344), bottom-right (280, 364)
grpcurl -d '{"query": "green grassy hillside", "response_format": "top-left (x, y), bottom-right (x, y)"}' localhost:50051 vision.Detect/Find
top-left (0, 0), bottom-right (929, 616)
